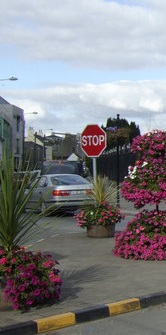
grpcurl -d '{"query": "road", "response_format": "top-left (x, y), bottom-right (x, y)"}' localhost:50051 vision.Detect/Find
top-left (25, 211), bottom-right (130, 247)
top-left (41, 303), bottom-right (166, 335)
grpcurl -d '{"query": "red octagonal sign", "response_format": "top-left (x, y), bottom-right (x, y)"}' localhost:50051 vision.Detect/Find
top-left (81, 124), bottom-right (107, 157)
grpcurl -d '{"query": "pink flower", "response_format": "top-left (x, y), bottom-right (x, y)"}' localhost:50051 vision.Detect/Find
top-left (18, 284), bottom-right (26, 292)
top-left (27, 299), bottom-right (34, 305)
top-left (31, 276), bottom-right (40, 285)
top-left (13, 303), bottom-right (19, 310)
top-left (0, 257), bottom-right (7, 265)
top-left (33, 289), bottom-right (41, 297)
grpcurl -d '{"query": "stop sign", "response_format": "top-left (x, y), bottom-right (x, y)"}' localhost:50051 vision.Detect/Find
top-left (81, 124), bottom-right (107, 157)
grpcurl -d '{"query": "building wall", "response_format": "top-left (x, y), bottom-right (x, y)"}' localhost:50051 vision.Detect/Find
top-left (25, 127), bottom-right (84, 164)
top-left (0, 138), bottom-right (4, 162)
top-left (25, 127), bottom-right (53, 167)
top-left (25, 127), bottom-right (43, 145)
top-left (0, 96), bottom-right (24, 169)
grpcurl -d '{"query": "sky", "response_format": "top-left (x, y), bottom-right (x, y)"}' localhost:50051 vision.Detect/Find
top-left (1, 0), bottom-right (166, 136)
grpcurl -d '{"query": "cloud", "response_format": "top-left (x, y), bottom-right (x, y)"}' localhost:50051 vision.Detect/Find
top-left (1, 0), bottom-right (166, 70)
top-left (4, 80), bottom-right (166, 135)
top-left (1, 1), bottom-right (166, 138)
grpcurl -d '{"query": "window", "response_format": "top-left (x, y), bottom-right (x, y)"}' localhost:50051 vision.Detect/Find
top-left (16, 139), bottom-right (19, 154)
top-left (16, 116), bottom-right (20, 132)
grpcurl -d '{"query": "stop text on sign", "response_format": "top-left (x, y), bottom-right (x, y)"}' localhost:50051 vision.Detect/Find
top-left (82, 134), bottom-right (105, 146)
top-left (81, 124), bottom-right (106, 157)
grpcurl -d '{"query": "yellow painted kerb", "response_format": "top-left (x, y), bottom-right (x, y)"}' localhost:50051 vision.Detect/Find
top-left (35, 312), bottom-right (76, 333)
top-left (107, 298), bottom-right (141, 316)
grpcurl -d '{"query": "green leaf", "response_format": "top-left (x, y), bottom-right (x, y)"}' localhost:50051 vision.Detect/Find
top-left (0, 151), bottom-right (53, 252)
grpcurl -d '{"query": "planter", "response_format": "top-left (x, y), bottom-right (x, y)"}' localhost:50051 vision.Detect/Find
top-left (87, 224), bottom-right (115, 238)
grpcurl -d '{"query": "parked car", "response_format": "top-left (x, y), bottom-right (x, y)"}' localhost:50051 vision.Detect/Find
top-left (25, 174), bottom-right (93, 214)
top-left (41, 160), bottom-right (90, 178)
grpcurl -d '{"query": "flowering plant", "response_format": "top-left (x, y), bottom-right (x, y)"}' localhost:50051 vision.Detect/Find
top-left (121, 130), bottom-right (166, 209)
top-left (0, 246), bottom-right (62, 311)
top-left (114, 130), bottom-right (166, 261)
top-left (113, 210), bottom-right (166, 260)
top-left (74, 201), bottom-right (125, 228)
top-left (75, 176), bottom-right (125, 229)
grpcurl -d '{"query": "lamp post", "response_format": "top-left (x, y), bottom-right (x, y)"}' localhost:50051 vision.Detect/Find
top-left (116, 113), bottom-right (120, 207)
top-left (0, 77), bottom-right (18, 81)
top-left (25, 112), bottom-right (38, 115)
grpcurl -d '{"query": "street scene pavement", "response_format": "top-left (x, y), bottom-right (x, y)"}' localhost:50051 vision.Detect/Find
top-left (1, 197), bottom-right (166, 332)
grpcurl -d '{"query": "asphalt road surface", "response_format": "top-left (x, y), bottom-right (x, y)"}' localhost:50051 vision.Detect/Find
top-left (25, 211), bottom-right (130, 247)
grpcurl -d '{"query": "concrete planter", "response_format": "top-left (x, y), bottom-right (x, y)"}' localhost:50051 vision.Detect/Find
top-left (87, 224), bottom-right (115, 238)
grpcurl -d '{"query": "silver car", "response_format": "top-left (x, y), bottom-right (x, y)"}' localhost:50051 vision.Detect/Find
top-left (25, 174), bottom-right (93, 214)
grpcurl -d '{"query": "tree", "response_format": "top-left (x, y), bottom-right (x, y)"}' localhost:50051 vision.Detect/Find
top-left (104, 116), bottom-right (140, 151)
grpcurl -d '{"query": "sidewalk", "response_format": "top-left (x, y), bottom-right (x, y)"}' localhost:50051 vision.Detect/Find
top-left (1, 198), bottom-right (166, 334)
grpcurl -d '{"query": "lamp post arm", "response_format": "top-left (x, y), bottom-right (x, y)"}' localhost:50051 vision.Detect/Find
top-left (0, 77), bottom-right (18, 81)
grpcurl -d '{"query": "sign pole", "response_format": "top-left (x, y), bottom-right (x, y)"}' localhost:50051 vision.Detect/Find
top-left (92, 157), bottom-right (97, 182)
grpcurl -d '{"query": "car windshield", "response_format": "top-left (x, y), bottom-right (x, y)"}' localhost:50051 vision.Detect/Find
top-left (51, 175), bottom-right (89, 186)
top-left (42, 164), bottom-right (77, 175)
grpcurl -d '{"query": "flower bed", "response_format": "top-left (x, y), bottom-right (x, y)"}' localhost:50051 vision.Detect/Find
top-left (121, 130), bottom-right (166, 208)
top-left (114, 130), bottom-right (166, 261)
top-left (74, 201), bottom-right (125, 228)
top-left (0, 246), bottom-right (62, 311)
top-left (113, 210), bottom-right (166, 260)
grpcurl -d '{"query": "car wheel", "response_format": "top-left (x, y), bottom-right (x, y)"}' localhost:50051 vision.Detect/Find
top-left (40, 202), bottom-right (46, 212)
top-left (40, 202), bottom-right (48, 214)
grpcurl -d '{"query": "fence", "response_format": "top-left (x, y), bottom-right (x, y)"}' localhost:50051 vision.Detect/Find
top-left (96, 151), bottom-right (137, 182)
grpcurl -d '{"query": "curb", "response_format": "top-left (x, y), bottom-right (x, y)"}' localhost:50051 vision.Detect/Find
top-left (1, 291), bottom-right (166, 334)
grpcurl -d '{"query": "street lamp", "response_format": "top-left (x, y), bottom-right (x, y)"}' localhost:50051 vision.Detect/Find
top-left (0, 77), bottom-right (18, 81)
top-left (25, 112), bottom-right (38, 115)
top-left (116, 113), bottom-right (120, 208)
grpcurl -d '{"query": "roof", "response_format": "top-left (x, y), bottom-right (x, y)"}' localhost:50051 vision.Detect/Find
top-left (67, 153), bottom-right (80, 161)
top-left (0, 96), bottom-right (10, 105)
